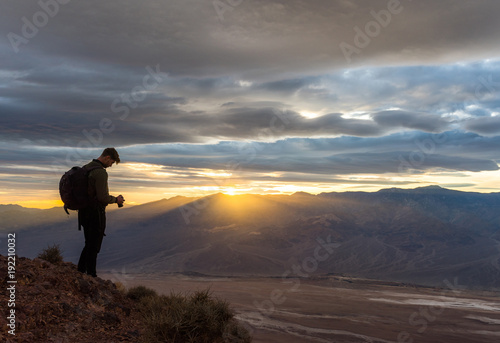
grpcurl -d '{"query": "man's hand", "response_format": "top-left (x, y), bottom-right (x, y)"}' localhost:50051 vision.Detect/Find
top-left (117, 195), bottom-right (125, 207)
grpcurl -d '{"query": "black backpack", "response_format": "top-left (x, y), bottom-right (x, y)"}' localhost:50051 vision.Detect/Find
top-left (59, 165), bottom-right (102, 217)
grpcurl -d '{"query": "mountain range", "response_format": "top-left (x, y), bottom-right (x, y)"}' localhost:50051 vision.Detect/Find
top-left (2, 186), bottom-right (500, 290)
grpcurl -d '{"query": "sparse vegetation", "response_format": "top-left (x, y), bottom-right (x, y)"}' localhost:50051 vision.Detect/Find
top-left (127, 285), bottom-right (158, 300)
top-left (114, 281), bottom-right (127, 294)
top-left (129, 287), bottom-right (252, 343)
top-left (37, 244), bottom-right (63, 264)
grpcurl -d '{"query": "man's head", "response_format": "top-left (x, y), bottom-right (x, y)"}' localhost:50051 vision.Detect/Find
top-left (98, 147), bottom-right (120, 168)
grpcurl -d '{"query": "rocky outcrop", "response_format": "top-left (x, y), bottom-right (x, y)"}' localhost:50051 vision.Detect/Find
top-left (0, 255), bottom-right (142, 343)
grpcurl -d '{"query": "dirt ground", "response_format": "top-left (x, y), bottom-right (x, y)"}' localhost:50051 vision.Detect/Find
top-left (101, 273), bottom-right (500, 343)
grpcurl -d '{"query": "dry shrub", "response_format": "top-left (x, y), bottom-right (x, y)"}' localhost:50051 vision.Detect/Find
top-left (135, 288), bottom-right (252, 343)
top-left (37, 244), bottom-right (63, 264)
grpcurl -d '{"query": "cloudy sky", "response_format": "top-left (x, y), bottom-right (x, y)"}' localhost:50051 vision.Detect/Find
top-left (1, 0), bottom-right (500, 208)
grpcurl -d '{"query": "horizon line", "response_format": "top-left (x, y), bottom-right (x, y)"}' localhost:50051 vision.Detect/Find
top-left (2, 185), bottom-right (499, 210)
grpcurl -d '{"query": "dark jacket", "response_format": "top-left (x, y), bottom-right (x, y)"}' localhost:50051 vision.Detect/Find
top-left (84, 159), bottom-right (117, 207)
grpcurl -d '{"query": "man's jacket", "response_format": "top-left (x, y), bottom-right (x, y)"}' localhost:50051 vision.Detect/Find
top-left (84, 159), bottom-right (117, 207)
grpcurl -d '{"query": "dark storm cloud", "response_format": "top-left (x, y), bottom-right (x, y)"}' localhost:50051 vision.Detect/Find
top-left (464, 116), bottom-right (500, 135)
top-left (371, 110), bottom-right (452, 132)
top-left (201, 107), bottom-right (384, 138)
top-left (106, 107), bottom-right (384, 146)
top-left (105, 131), bottom-right (499, 175)
top-left (1, 0), bottom-right (500, 198)
top-left (1, 59), bottom-right (499, 147)
top-left (2, 2), bottom-right (500, 147)
top-left (2, 0), bottom-right (500, 78)
top-left (257, 78), bottom-right (315, 93)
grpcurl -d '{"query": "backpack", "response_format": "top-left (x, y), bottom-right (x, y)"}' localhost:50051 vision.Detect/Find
top-left (59, 165), bottom-right (103, 217)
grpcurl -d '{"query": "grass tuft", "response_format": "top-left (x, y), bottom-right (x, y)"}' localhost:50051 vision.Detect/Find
top-left (114, 281), bottom-right (126, 294)
top-left (37, 244), bottom-right (63, 264)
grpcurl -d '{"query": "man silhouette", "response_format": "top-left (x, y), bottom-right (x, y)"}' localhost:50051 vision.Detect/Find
top-left (77, 147), bottom-right (125, 277)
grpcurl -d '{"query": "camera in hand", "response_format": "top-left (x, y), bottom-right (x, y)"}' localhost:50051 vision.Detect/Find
top-left (118, 195), bottom-right (124, 208)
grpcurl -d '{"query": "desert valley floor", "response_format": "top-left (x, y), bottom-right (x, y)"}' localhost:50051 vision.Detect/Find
top-left (101, 273), bottom-right (500, 343)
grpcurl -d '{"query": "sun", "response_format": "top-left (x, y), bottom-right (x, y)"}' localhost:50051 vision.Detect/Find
top-left (222, 187), bottom-right (237, 196)
top-left (299, 111), bottom-right (320, 119)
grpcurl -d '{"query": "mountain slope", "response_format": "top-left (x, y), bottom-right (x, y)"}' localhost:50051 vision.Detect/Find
top-left (6, 186), bottom-right (500, 290)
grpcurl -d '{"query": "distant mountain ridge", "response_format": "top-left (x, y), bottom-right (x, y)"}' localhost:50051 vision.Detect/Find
top-left (4, 186), bottom-right (500, 290)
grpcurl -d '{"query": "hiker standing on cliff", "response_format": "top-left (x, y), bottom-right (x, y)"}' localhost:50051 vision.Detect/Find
top-left (78, 147), bottom-right (125, 277)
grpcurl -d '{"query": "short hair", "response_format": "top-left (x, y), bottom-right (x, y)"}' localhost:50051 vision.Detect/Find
top-left (101, 147), bottom-right (120, 164)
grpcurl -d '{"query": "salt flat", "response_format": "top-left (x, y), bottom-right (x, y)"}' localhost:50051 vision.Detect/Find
top-left (101, 273), bottom-right (500, 343)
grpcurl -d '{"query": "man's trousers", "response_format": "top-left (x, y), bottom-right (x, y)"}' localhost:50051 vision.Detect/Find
top-left (77, 206), bottom-right (106, 277)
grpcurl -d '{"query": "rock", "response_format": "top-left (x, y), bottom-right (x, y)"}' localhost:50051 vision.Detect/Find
top-left (101, 312), bottom-right (120, 325)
